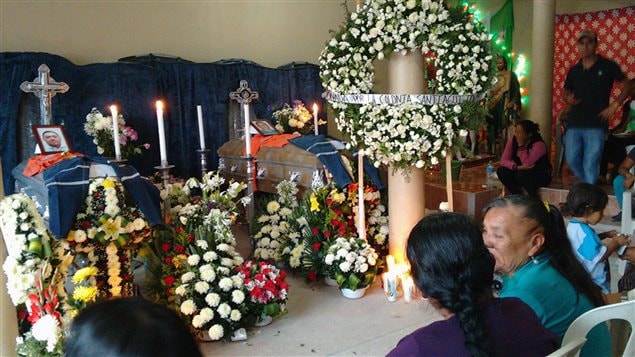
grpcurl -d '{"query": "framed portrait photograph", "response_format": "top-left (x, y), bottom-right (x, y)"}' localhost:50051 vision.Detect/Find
top-left (32, 124), bottom-right (72, 153)
top-left (251, 119), bottom-right (279, 136)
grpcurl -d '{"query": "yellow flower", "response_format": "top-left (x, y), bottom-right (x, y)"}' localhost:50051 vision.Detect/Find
top-left (173, 254), bottom-right (188, 269)
top-left (310, 194), bottom-right (320, 212)
top-left (330, 190), bottom-right (345, 204)
top-left (73, 286), bottom-right (97, 303)
top-left (103, 178), bottom-right (116, 188)
top-left (99, 216), bottom-right (125, 241)
top-left (72, 267), bottom-right (98, 284)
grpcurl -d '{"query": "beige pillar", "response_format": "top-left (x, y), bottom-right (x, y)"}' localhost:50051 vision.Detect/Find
top-left (528, 0), bottom-right (556, 152)
top-left (387, 52), bottom-right (426, 265)
top-left (1, 160), bottom-right (18, 356)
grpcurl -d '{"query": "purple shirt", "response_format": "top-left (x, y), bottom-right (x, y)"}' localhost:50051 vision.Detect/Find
top-left (500, 140), bottom-right (548, 171)
top-left (387, 297), bottom-right (559, 357)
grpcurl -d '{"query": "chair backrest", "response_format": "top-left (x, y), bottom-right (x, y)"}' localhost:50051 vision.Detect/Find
top-left (545, 337), bottom-right (586, 357)
top-left (561, 300), bottom-right (635, 357)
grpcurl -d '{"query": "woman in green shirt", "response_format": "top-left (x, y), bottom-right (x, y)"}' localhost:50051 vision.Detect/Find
top-left (482, 195), bottom-right (610, 356)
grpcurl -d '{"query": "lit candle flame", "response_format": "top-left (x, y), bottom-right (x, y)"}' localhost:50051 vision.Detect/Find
top-left (156, 100), bottom-right (164, 110)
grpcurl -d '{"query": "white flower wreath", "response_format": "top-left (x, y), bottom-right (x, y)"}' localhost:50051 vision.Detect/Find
top-left (319, 0), bottom-right (493, 170)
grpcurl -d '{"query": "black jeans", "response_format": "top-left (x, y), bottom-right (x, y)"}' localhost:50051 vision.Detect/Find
top-left (497, 167), bottom-right (551, 198)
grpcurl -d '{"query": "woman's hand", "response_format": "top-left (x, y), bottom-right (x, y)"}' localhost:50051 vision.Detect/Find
top-left (613, 234), bottom-right (630, 246)
top-left (516, 164), bottom-right (535, 171)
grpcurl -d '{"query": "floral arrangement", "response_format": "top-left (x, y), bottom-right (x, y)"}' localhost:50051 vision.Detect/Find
top-left (323, 237), bottom-right (379, 291)
top-left (319, 0), bottom-right (493, 171)
top-left (84, 107), bottom-right (150, 158)
top-left (272, 100), bottom-right (314, 135)
top-left (65, 177), bottom-right (152, 298)
top-left (171, 212), bottom-right (247, 341)
top-left (235, 260), bottom-right (288, 325)
top-left (253, 181), bottom-right (300, 263)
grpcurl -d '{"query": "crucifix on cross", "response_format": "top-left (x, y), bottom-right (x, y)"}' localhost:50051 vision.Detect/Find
top-left (20, 64), bottom-right (69, 125)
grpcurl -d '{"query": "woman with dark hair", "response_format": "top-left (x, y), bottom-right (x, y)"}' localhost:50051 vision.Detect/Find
top-left (497, 119), bottom-right (552, 198)
top-left (483, 195), bottom-right (610, 356)
top-left (389, 212), bottom-right (558, 356)
top-left (65, 297), bottom-right (202, 357)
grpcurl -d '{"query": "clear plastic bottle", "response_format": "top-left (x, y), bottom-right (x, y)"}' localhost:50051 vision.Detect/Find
top-left (486, 161), bottom-right (495, 188)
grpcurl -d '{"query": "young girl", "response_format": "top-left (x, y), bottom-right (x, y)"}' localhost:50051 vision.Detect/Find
top-left (563, 183), bottom-right (630, 293)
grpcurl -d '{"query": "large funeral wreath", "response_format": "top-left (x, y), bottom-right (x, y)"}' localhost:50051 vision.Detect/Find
top-left (319, 0), bottom-right (494, 171)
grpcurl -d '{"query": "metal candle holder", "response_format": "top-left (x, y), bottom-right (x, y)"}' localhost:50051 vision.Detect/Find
top-left (107, 158), bottom-right (128, 165)
top-left (243, 154), bottom-right (256, 233)
top-left (154, 163), bottom-right (175, 223)
top-left (196, 149), bottom-right (210, 177)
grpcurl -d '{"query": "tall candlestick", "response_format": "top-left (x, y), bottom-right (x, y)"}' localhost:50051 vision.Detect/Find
top-left (243, 103), bottom-right (252, 156)
top-left (110, 105), bottom-right (121, 160)
top-left (358, 150), bottom-right (366, 240)
top-left (196, 105), bottom-right (206, 150)
top-left (155, 100), bottom-right (168, 165)
top-left (312, 102), bottom-right (319, 136)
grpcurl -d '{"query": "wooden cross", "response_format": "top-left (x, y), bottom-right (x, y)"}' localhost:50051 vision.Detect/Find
top-left (20, 64), bottom-right (69, 125)
top-left (229, 80), bottom-right (259, 105)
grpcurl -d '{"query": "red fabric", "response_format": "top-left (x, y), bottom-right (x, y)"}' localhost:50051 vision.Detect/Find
top-left (244, 132), bottom-right (301, 157)
top-left (552, 6), bottom-right (635, 129)
top-left (23, 152), bottom-right (84, 177)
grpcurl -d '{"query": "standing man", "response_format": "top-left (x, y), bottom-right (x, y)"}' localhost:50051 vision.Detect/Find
top-left (563, 29), bottom-right (633, 184)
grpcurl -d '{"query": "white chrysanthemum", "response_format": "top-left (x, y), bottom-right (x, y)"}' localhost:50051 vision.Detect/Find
top-left (195, 281), bottom-right (210, 294)
top-left (208, 324), bottom-right (224, 340)
top-left (217, 243), bottom-right (229, 252)
top-left (218, 277), bottom-right (233, 291)
top-left (217, 303), bottom-right (231, 318)
top-left (192, 314), bottom-right (205, 328)
top-left (187, 254), bottom-right (200, 266)
top-left (196, 240), bottom-right (209, 249)
top-left (181, 272), bottom-right (195, 283)
top-left (231, 275), bottom-right (243, 288)
top-left (232, 290), bottom-right (245, 304)
top-left (200, 268), bottom-right (216, 282)
top-left (180, 300), bottom-right (197, 315)
top-left (230, 309), bottom-right (242, 322)
top-left (200, 307), bottom-right (214, 322)
top-left (266, 201), bottom-right (281, 214)
top-left (31, 314), bottom-right (60, 353)
top-left (203, 251), bottom-right (218, 262)
top-left (206, 293), bottom-right (221, 307)
top-left (175, 284), bottom-right (188, 296)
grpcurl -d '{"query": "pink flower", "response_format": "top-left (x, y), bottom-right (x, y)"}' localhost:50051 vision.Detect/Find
top-left (143, 143), bottom-right (151, 150)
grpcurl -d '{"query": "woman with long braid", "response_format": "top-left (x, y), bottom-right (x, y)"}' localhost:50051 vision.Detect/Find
top-left (389, 212), bottom-right (558, 356)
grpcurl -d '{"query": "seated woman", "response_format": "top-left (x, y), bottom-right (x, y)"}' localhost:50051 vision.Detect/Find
top-left (388, 212), bottom-right (558, 356)
top-left (497, 120), bottom-right (551, 198)
top-left (65, 297), bottom-right (202, 357)
top-left (483, 195), bottom-right (610, 356)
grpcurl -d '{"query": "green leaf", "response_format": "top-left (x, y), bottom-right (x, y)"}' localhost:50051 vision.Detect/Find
top-left (348, 274), bottom-right (361, 291)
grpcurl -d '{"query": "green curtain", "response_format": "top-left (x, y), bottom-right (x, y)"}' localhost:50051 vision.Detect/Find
top-left (490, 0), bottom-right (515, 64)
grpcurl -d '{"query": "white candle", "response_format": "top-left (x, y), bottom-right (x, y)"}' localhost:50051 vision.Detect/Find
top-left (155, 101), bottom-right (168, 165)
top-left (358, 150), bottom-right (366, 240)
top-left (312, 102), bottom-right (319, 136)
top-left (110, 105), bottom-right (121, 160)
top-left (243, 103), bottom-right (252, 156)
top-left (386, 255), bottom-right (395, 272)
top-left (386, 272), bottom-right (398, 302)
top-left (382, 272), bottom-right (390, 293)
top-left (402, 275), bottom-right (414, 303)
top-left (197, 105), bottom-right (206, 150)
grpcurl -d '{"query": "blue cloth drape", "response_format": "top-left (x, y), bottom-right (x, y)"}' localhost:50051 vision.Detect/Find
top-left (0, 52), bottom-right (324, 194)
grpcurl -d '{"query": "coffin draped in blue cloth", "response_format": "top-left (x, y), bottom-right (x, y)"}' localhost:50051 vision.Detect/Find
top-left (0, 52), bottom-right (325, 194)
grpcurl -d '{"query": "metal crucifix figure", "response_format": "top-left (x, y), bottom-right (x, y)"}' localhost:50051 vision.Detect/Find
top-left (229, 80), bottom-right (259, 233)
top-left (20, 64), bottom-right (69, 125)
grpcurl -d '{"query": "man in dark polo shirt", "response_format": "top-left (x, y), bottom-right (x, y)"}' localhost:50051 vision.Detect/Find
top-left (563, 29), bottom-right (633, 184)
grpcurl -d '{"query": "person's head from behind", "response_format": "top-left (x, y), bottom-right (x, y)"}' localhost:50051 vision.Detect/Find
top-left (407, 212), bottom-right (494, 356)
top-left (65, 297), bottom-right (202, 357)
top-left (42, 130), bottom-right (61, 148)
top-left (483, 195), bottom-right (605, 306)
top-left (563, 183), bottom-right (608, 225)
top-left (514, 120), bottom-right (540, 146)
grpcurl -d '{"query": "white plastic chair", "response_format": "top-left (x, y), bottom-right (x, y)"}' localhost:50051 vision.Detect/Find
top-left (561, 300), bottom-right (635, 357)
top-left (545, 337), bottom-right (586, 357)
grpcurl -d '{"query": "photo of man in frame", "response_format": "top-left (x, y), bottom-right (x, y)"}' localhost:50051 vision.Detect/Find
top-left (32, 125), bottom-right (71, 153)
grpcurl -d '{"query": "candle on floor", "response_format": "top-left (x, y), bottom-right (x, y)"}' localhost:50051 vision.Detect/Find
top-left (386, 272), bottom-right (398, 302)
top-left (402, 275), bottom-right (414, 303)
top-left (197, 105), bottom-right (206, 150)
top-left (312, 102), bottom-right (319, 135)
top-left (110, 105), bottom-right (121, 160)
top-left (155, 100), bottom-right (168, 165)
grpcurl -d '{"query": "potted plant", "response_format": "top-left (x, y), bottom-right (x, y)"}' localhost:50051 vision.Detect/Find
top-left (323, 237), bottom-right (379, 299)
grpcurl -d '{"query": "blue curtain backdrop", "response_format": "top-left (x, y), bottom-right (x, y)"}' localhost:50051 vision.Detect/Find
top-left (0, 52), bottom-right (325, 194)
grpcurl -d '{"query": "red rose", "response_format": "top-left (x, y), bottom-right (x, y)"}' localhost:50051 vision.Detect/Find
top-left (81, 220), bottom-right (91, 230)
top-left (333, 209), bottom-right (342, 216)
top-left (323, 230), bottom-right (331, 238)
top-left (326, 198), bottom-right (332, 206)
top-left (187, 234), bottom-right (195, 243)
top-left (279, 270), bottom-right (287, 279)
top-left (307, 271), bottom-right (317, 282)
top-left (164, 276), bottom-right (175, 286)
top-left (174, 245), bottom-right (185, 253)
top-left (161, 243), bottom-right (171, 252)
top-left (339, 227), bottom-right (347, 235)
top-left (312, 242), bottom-right (321, 252)
top-left (311, 227), bottom-right (319, 235)
top-left (330, 219), bottom-right (340, 227)
top-left (175, 226), bottom-right (185, 234)
top-left (279, 282), bottom-right (289, 291)
top-left (164, 256), bottom-right (172, 264)
top-left (165, 288), bottom-right (172, 297)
